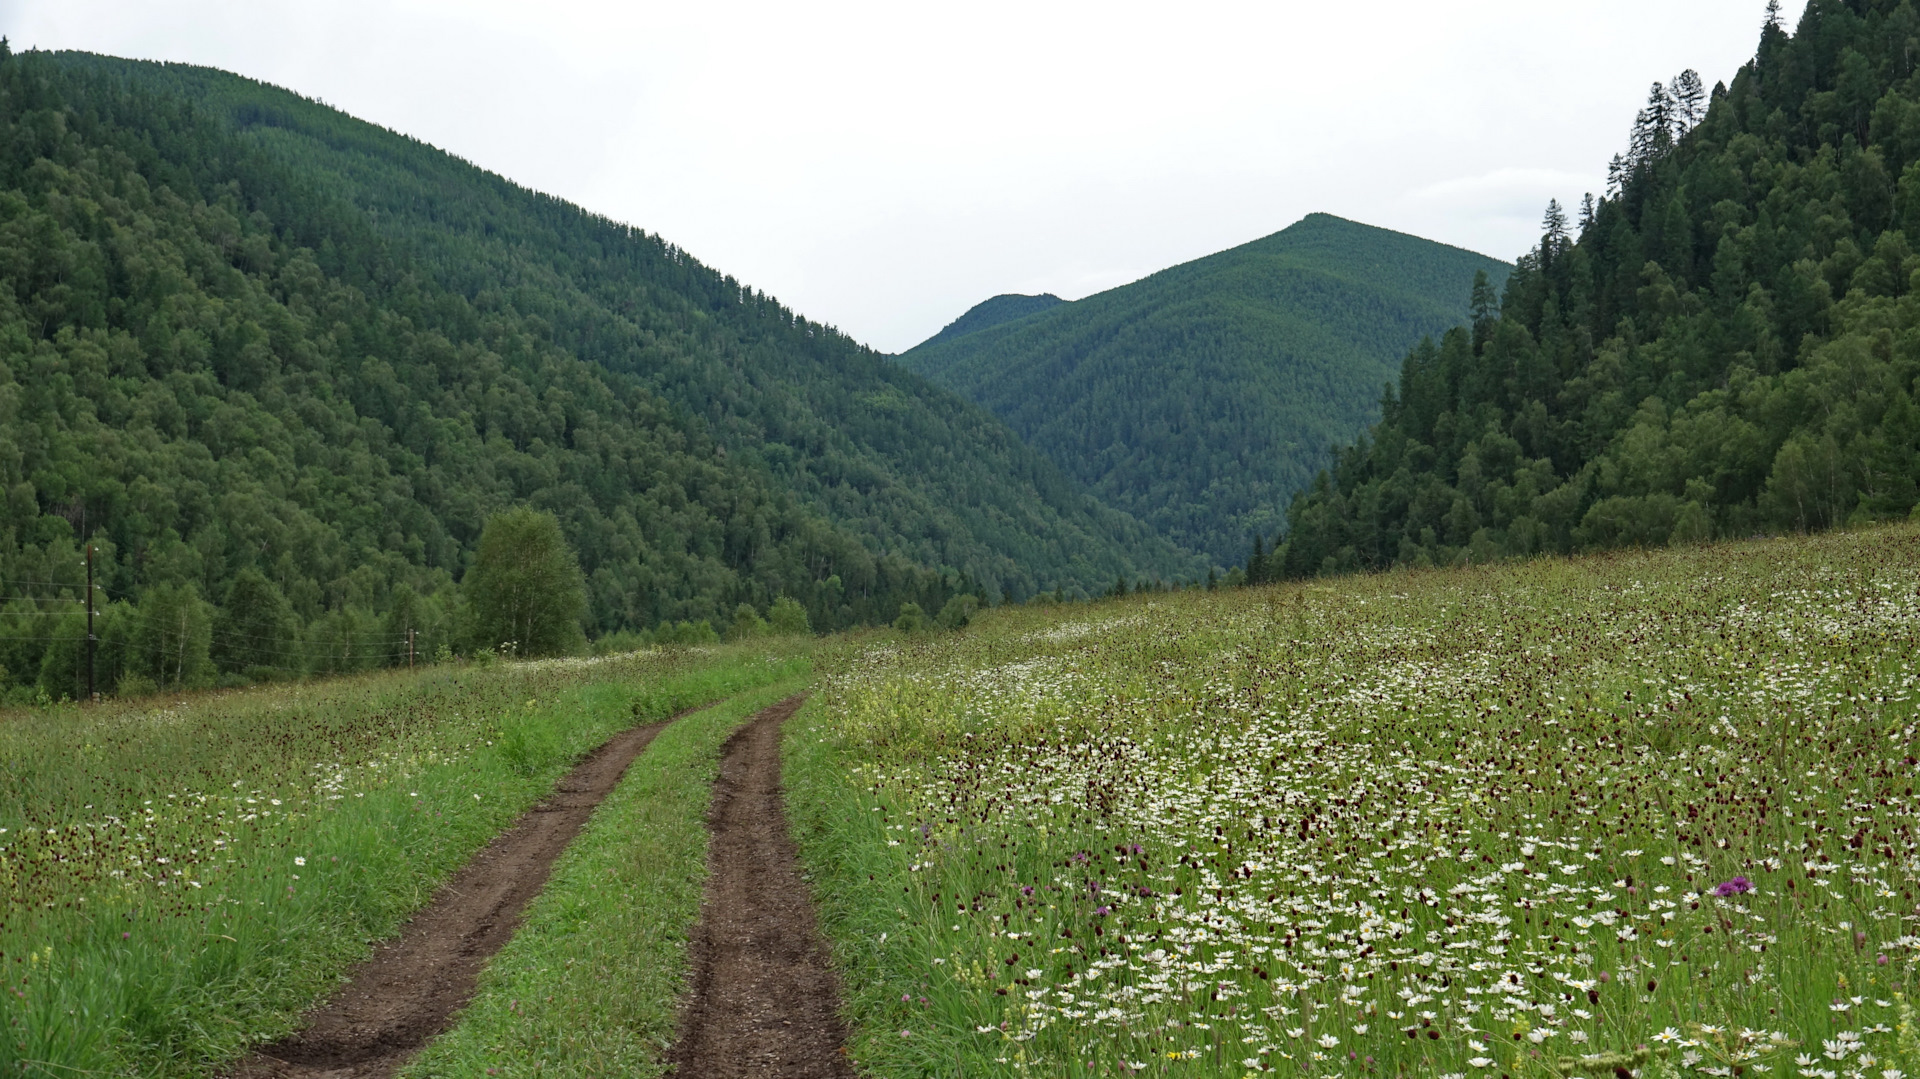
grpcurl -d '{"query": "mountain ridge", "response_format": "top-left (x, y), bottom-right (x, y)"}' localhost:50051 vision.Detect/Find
top-left (915, 293), bottom-right (1065, 350)
top-left (0, 48), bottom-right (1196, 699)
top-left (900, 213), bottom-right (1511, 563)
top-left (49, 49), bottom-right (1198, 591)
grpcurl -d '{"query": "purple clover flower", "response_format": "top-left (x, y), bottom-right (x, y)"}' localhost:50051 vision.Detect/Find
top-left (1712, 876), bottom-right (1752, 897)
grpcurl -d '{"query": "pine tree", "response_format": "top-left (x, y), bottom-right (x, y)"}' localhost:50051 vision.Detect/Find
top-left (1542, 200), bottom-right (1572, 273)
top-left (1578, 193), bottom-right (1598, 234)
top-left (1630, 82), bottom-right (1678, 168)
top-left (1672, 70), bottom-right (1706, 132)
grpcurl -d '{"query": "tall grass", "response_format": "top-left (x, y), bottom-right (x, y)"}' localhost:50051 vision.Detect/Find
top-left (0, 645), bottom-right (803, 1076)
top-left (789, 527), bottom-right (1920, 1077)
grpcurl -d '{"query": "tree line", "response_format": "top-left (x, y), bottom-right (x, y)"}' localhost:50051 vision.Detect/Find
top-left (1247, 0), bottom-right (1920, 583)
top-left (3, 506), bottom-right (839, 704)
top-left (0, 45), bottom-right (1023, 702)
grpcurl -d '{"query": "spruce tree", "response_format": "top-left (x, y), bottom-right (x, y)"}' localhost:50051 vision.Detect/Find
top-left (1470, 271), bottom-right (1500, 352)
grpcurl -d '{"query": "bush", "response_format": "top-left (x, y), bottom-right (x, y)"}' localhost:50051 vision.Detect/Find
top-left (935, 595), bottom-right (980, 631)
top-left (654, 620), bottom-right (719, 647)
top-left (768, 596), bottom-right (812, 636)
top-left (593, 630), bottom-right (653, 656)
top-left (892, 603), bottom-right (928, 634)
top-left (727, 604), bottom-right (769, 642)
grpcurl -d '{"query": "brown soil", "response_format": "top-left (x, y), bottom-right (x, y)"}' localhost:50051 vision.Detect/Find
top-left (668, 694), bottom-right (855, 1078)
top-left (232, 707), bottom-right (698, 1079)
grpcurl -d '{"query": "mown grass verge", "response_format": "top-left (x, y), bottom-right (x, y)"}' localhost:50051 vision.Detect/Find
top-left (402, 677), bottom-right (811, 1078)
top-left (0, 645), bottom-right (804, 1077)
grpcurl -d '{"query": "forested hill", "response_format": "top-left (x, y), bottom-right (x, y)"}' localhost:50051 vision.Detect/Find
top-left (0, 48), bottom-right (1193, 699)
top-left (915, 293), bottom-right (1064, 349)
top-left (898, 215), bottom-right (1511, 564)
top-left (1261, 1), bottom-right (1920, 582)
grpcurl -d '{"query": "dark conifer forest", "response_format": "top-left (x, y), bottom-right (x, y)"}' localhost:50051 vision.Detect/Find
top-left (901, 215), bottom-right (1510, 563)
top-left (0, 49), bottom-right (1191, 699)
top-left (915, 293), bottom-right (1065, 350)
top-left (1257, 0), bottom-right (1920, 581)
top-left (10, 0), bottom-right (1920, 699)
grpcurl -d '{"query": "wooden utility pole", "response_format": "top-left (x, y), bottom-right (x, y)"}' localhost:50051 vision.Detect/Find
top-left (85, 543), bottom-right (96, 702)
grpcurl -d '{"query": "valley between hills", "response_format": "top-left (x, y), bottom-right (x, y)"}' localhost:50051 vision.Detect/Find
top-left (3, 4), bottom-right (1920, 1076)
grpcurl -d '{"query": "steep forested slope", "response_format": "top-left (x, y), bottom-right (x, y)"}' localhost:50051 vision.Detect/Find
top-left (1262, 2), bottom-right (1920, 581)
top-left (0, 48), bottom-right (1188, 699)
top-left (899, 215), bottom-right (1510, 563)
top-left (914, 293), bottom-right (1064, 349)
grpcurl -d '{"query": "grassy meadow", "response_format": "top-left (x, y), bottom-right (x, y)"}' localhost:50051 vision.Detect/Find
top-left (0, 644), bottom-right (806, 1076)
top-left (789, 525), bottom-right (1920, 1079)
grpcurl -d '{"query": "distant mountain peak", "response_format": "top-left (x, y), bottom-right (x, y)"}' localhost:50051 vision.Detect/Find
top-left (898, 216), bottom-right (1511, 564)
top-left (913, 293), bottom-right (1065, 351)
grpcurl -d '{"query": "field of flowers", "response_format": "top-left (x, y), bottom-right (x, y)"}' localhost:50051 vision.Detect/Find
top-left (0, 645), bottom-right (805, 1076)
top-left (789, 526), bottom-right (1920, 1079)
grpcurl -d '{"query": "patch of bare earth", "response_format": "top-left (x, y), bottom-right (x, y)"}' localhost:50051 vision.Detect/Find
top-left (232, 708), bottom-right (696, 1079)
top-left (669, 695), bottom-right (855, 1078)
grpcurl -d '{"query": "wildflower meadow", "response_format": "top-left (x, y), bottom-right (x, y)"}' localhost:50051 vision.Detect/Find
top-left (789, 526), bottom-right (1920, 1078)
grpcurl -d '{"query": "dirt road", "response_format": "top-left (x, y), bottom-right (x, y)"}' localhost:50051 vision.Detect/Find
top-left (668, 695), bottom-right (855, 1078)
top-left (233, 709), bottom-right (692, 1079)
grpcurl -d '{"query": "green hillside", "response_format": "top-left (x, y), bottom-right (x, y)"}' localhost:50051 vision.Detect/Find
top-left (0, 48), bottom-right (1190, 700)
top-left (1261, 1), bottom-right (1920, 581)
top-left (899, 214), bottom-right (1511, 563)
top-left (915, 292), bottom-right (1063, 349)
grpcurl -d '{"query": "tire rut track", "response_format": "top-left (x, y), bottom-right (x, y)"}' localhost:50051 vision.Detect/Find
top-left (231, 703), bottom-right (710, 1079)
top-left (669, 694), bottom-right (854, 1078)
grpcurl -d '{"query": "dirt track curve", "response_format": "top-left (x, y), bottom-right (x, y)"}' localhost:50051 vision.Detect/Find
top-left (668, 694), bottom-right (856, 1078)
top-left (232, 707), bottom-right (696, 1079)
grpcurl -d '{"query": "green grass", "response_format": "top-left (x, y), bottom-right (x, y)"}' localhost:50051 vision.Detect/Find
top-left (787, 526), bottom-right (1920, 1078)
top-left (402, 674), bottom-right (809, 1078)
top-left (0, 645), bottom-right (803, 1077)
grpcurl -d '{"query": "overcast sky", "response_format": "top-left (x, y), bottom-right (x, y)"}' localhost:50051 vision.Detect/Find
top-left (1, 0), bottom-right (1807, 352)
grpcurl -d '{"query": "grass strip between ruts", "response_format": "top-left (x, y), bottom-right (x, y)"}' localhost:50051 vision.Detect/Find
top-left (401, 675), bottom-right (813, 1078)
